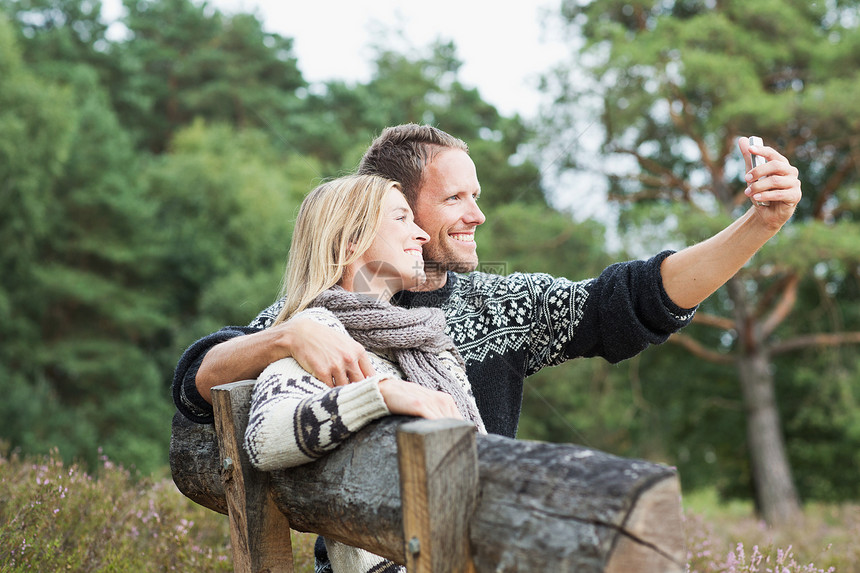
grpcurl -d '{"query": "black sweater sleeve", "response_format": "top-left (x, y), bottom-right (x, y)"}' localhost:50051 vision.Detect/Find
top-left (172, 325), bottom-right (262, 424)
top-left (573, 250), bottom-right (696, 364)
top-left (524, 250), bottom-right (696, 374)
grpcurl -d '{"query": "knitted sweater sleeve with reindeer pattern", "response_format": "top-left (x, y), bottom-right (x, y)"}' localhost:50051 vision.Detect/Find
top-left (243, 308), bottom-right (396, 471)
top-left (242, 307), bottom-right (414, 573)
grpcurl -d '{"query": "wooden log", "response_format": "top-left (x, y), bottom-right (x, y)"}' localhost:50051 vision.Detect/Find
top-left (169, 412), bottom-right (227, 515)
top-left (397, 419), bottom-right (478, 573)
top-left (171, 398), bottom-right (685, 572)
top-left (267, 416), bottom-right (412, 563)
top-left (469, 435), bottom-right (685, 572)
top-left (211, 381), bottom-right (293, 573)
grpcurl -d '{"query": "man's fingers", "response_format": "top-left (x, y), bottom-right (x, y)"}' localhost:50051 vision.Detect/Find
top-left (344, 362), bottom-right (365, 385)
top-left (331, 368), bottom-right (349, 387)
top-left (752, 159), bottom-right (798, 181)
top-left (754, 145), bottom-right (789, 165)
top-left (740, 137), bottom-right (754, 171)
top-left (357, 353), bottom-right (376, 378)
top-left (747, 174), bottom-right (801, 204)
top-left (286, 317), bottom-right (379, 387)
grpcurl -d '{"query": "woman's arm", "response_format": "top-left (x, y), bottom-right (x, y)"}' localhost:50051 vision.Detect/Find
top-left (244, 360), bottom-right (464, 471)
top-left (244, 357), bottom-right (391, 471)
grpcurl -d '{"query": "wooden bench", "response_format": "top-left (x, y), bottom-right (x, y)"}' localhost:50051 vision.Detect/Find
top-left (170, 380), bottom-right (686, 572)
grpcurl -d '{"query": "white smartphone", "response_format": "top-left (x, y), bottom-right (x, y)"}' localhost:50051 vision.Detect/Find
top-left (749, 136), bottom-right (769, 206)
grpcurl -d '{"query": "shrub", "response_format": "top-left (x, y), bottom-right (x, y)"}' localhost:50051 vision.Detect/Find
top-left (0, 447), bottom-right (315, 572)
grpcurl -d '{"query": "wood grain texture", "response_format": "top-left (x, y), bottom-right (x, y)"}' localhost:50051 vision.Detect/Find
top-left (212, 381), bottom-right (293, 573)
top-left (172, 403), bottom-right (685, 572)
top-left (169, 412), bottom-right (227, 515)
top-left (470, 435), bottom-right (684, 572)
top-left (397, 419), bottom-right (477, 573)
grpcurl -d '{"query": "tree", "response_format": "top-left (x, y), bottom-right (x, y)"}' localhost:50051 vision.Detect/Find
top-left (141, 120), bottom-right (312, 341)
top-left (0, 0), bottom-right (112, 71)
top-left (2, 0), bottom-right (569, 475)
top-left (114, 0), bottom-right (306, 153)
top-left (0, 12), bottom-right (176, 472)
top-left (292, 38), bottom-right (547, 204)
top-left (545, 0), bottom-right (860, 524)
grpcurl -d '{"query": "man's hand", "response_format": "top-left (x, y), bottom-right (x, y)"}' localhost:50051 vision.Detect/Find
top-left (286, 318), bottom-right (376, 387)
top-left (740, 137), bottom-right (802, 229)
top-left (660, 138), bottom-right (802, 310)
top-left (195, 316), bottom-right (376, 403)
top-left (377, 378), bottom-right (463, 421)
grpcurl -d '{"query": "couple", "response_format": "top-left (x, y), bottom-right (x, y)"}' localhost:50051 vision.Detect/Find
top-left (173, 124), bottom-right (802, 572)
top-left (243, 174), bottom-right (486, 573)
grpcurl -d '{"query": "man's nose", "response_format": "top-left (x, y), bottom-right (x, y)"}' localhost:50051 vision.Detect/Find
top-left (466, 198), bottom-right (486, 225)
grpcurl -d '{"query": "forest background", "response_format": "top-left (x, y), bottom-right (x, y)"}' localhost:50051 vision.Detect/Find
top-left (2, 0), bottom-right (860, 534)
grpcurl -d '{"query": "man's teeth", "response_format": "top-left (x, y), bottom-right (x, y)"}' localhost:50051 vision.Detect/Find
top-left (451, 234), bottom-right (474, 242)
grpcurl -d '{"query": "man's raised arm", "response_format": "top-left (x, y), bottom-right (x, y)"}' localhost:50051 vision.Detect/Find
top-left (660, 137), bottom-right (801, 309)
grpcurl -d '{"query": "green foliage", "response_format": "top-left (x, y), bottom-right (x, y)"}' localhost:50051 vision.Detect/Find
top-left (143, 120), bottom-right (309, 337)
top-left (0, 0), bottom-right (113, 74)
top-left (291, 39), bottom-right (547, 202)
top-left (115, 0), bottom-right (306, 152)
top-left (0, 0), bottom-right (549, 479)
top-left (3, 448), bottom-right (856, 573)
top-left (477, 201), bottom-right (611, 274)
top-left (0, 448), bottom-right (229, 571)
top-left (5, 0), bottom-right (859, 513)
top-left (0, 14), bottom-right (171, 474)
top-left (543, 0), bottom-right (860, 506)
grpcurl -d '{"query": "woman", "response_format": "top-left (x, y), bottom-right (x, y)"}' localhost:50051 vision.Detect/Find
top-left (243, 174), bottom-right (485, 573)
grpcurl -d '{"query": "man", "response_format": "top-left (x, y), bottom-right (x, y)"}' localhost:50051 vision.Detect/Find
top-left (173, 123), bottom-right (802, 440)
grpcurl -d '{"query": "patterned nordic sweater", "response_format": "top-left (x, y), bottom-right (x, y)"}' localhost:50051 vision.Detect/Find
top-left (244, 307), bottom-right (483, 573)
top-left (173, 250), bottom-right (696, 437)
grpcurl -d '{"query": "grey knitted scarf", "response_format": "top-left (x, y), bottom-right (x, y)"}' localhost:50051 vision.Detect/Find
top-left (312, 287), bottom-right (485, 432)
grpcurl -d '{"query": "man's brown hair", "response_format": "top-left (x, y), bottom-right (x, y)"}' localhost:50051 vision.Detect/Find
top-left (357, 124), bottom-right (469, 206)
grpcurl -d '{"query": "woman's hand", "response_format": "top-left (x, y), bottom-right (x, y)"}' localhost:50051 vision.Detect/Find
top-left (377, 378), bottom-right (463, 420)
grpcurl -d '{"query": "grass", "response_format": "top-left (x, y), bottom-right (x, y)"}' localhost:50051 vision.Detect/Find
top-left (1, 447), bottom-right (857, 572)
top-left (683, 489), bottom-right (859, 572)
top-left (0, 447), bottom-right (316, 572)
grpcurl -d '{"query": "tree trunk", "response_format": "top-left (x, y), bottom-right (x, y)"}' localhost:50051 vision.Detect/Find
top-left (727, 278), bottom-right (801, 525)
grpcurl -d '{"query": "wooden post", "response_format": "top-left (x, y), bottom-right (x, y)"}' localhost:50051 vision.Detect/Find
top-left (397, 419), bottom-right (478, 573)
top-left (211, 380), bottom-right (293, 573)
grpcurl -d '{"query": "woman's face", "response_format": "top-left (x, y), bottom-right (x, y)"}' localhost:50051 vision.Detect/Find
top-left (349, 188), bottom-right (430, 299)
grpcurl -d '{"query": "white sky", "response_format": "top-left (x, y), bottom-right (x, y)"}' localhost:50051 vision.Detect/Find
top-left (102, 0), bottom-right (571, 119)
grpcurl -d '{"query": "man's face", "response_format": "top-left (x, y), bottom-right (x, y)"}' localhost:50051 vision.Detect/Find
top-left (412, 149), bottom-right (486, 273)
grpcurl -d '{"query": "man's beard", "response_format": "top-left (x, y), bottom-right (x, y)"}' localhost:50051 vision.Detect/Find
top-left (422, 258), bottom-right (478, 275)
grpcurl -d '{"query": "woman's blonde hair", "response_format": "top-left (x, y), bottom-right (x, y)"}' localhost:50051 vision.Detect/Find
top-left (273, 174), bottom-right (400, 324)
